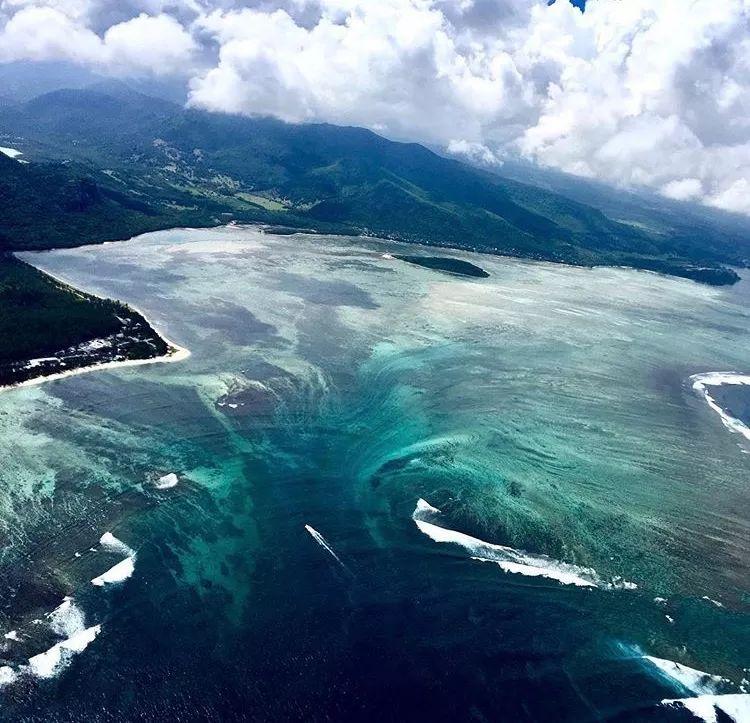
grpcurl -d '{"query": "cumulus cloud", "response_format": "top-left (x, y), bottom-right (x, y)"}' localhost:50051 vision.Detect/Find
top-left (661, 178), bottom-right (704, 203)
top-left (0, 2), bottom-right (199, 74)
top-left (447, 139), bottom-right (503, 167)
top-left (103, 13), bottom-right (200, 74)
top-left (1, 0), bottom-right (750, 215)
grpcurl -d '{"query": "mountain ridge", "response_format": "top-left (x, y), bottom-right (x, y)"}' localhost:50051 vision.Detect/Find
top-left (0, 85), bottom-right (745, 285)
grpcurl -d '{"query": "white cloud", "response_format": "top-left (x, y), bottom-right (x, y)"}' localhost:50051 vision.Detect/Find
top-left (447, 139), bottom-right (503, 167)
top-left (0, 6), bottom-right (103, 64)
top-left (0, 2), bottom-right (199, 73)
top-left (709, 178), bottom-right (750, 214)
top-left (1, 0), bottom-right (750, 216)
top-left (189, 2), bottom-right (486, 143)
top-left (661, 178), bottom-right (703, 202)
top-left (103, 13), bottom-right (199, 75)
top-left (513, 0), bottom-right (750, 214)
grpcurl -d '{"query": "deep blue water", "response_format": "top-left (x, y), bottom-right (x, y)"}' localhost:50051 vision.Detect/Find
top-left (0, 228), bottom-right (748, 721)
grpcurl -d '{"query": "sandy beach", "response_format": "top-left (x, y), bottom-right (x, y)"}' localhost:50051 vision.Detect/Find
top-left (0, 259), bottom-right (190, 393)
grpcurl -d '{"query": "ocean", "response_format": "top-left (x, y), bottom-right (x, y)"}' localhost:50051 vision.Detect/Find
top-left (1, 226), bottom-right (748, 721)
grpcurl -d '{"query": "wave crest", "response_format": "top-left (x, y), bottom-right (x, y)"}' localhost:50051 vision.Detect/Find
top-left (691, 372), bottom-right (750, 442)
top-left (412, 499), bottom-right (635, 589)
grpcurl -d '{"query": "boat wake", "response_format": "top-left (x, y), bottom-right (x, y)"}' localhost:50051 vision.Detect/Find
top-left (412, 499), bottom-right (636, 589)
top-left (304, 525), bottom-right (349, 572)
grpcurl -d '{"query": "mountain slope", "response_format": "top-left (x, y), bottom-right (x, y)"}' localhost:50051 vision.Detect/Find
top-left (0, 87), bottom-right (744, 284)
top-left (0, 152), bottom-right (205, 251)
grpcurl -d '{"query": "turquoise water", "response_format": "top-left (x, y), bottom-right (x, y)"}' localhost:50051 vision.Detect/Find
top-left (0, 227), bottom-right (748, 720)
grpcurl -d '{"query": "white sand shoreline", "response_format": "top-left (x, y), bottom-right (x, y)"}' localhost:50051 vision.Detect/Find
top-left (0, 260), bottom-right (191, 394)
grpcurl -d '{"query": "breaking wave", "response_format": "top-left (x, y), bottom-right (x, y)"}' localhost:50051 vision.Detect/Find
top-left (154, 472), bottom-right (179, 489)
top-left (412, 499), bottom-right (636, 589)
top-left (27, 624), bottom-right (102, 680)
top-left (92, 556), bottom-right (136, 587)
top-left (627, 645), bottom-right (748, 722)
top-left (690, 372), bottom-right (750, 442)
top-left (99, 531), bottom-right (135, 557)
top-left (0, 597), bottom-right (102, 686)
top-left (0, 666), bottom-right (17, 686)
top-left (642, 654), bottom-right (729, 695)
top-left (49, 597), bottom-right (86, 638)
top-left (92, 532), bottom-right (136, 586)
top-left (661, 695), bottom-right (750, 723)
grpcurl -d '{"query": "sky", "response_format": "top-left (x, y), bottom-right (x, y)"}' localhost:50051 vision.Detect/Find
top-left (1, 0), bottom-right (749, 215)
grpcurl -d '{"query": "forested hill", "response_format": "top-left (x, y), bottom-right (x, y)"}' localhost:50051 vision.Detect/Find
top-left (0, 152), bottom-right (191, 251)
top-left (0, 85), bottom-right (747, 284)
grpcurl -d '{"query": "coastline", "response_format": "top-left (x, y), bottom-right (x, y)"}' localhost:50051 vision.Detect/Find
top-left (0, 340), bottom-right (190, 395)
top-left (13, 220), bottom-right (744, 288)
top-left (0, 258), bottom-right (191, 394)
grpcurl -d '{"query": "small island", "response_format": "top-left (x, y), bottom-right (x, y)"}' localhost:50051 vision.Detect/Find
top-left (394, 255), bottom-right (490, 278)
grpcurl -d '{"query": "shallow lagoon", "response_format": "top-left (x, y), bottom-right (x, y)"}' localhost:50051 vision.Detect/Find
top-left (1, 226), bottom-right (748, 720)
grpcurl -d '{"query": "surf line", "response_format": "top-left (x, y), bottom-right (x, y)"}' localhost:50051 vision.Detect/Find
top-left (626, 646), bottom-right (750, 723)
top-left (91, 532), bottom-right (137, 587)
top-left (304, 525), bottom-right (350, 573)
top-left (413, 499), bottom-right (636, 590)
top-left (690, 372), bottom-right (750, 443)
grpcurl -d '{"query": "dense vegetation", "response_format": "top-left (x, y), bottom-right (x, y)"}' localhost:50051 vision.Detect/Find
top-left (0, 254), bottom-right (120, 362)
top-left (0, 80), bottom-right (747, 383)
top-left (1, 84), bottom-right (746, 284)
top-left (395, 255), bottom-right (490, 278)
top-left (0, 253), bottom-right (168, 386)
top-left (0, 152), bottom-right (200, 251)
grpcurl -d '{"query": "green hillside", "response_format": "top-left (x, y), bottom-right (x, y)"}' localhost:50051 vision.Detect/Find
top-left (1, 82), bottom-right (747, 384)
top-left (0, 86), bottom-right (743, 284)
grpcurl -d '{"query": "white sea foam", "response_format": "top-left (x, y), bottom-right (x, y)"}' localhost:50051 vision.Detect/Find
top-left (691, 372), bottom-right (750, 442)
top-left (644, 655), bottom-right (728, 695)
top-left (155, 472), bottom-right (179, 489)
top-left (99, 532), bottom-right (135, 557)
top-left (661, 694), bottom-right (750, 723)
top-left (412, 499), bottom-right (633, 589)
top-left (0, 666), bottom-right (17, 686)
top-left (4, 630), bottom-right (19, 641)
top-left (27, 625), bottom-right (101, 680)
top-left (415, 498), bottom-right (441, 516)
top-left (48, 597), bottom-right (85, 638)
top-left (91, 556), bottom-right (136, 587)
top-left (304, 525), bottom-right (347, 570)
top-left (7, 597), bottom-right (104, 682)
top-left (0, 146), bottom-right (22, 159)
top-left (93, 532), bottom-right (137, 586)
top-left (624, 647), bottom-right (747, 720)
